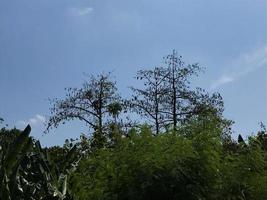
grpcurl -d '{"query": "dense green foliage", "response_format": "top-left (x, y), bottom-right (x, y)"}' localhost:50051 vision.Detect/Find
top-left (2, 120), bottom-right (267, 199)
top-left (67, 117), bottom-right (267, 200)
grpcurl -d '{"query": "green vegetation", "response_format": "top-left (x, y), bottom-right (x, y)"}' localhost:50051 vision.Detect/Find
top-left (70, 123), bottom-right (267, 200)
top-left (0, 125), bottom-right (78, 200)
top-left (1, 51), bottom-right (266, 199)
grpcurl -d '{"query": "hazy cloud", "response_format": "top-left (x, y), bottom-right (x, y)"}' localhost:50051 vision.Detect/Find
top-left (17, 114), bottom-right (46, 127)
top-left (210, 75), bottom-right (234, 90)
top-left (69, 7), bottom-right (94, 16)
top-left (210, 45), bottom-right (267, 90)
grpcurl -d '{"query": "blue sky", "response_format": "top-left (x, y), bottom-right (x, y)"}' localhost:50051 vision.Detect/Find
top-left (0, 0), bottom-right (266, 146)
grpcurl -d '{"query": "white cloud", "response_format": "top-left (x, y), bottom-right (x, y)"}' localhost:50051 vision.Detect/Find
top-left (210, 75), bottom-right (234, 90)
top-left (210, 45), bottom-right (267, 90)
top-left (69, 7), bottom-right (94, 16)
top-left (29, 118), bottom-right (38, 125)
top-left (36, 114), bottom-right (46, 123)
top-left (16, 114), bottom-right (46, 128)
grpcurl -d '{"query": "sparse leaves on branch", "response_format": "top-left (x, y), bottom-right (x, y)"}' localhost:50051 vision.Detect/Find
top-left (128, 50), bottom-right (224, 133)
top-left (46, 72), bottom-right (123, 147)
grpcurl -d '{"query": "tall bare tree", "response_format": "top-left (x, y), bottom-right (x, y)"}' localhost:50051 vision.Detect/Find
top-left (163, 50), bottom-right (223, 130)
top-left (128, 67), bottom-right (169, 134)
top-left (46, 72), bottom-right (122, 146)
top-left (129, 50), bottom-right (224, 133)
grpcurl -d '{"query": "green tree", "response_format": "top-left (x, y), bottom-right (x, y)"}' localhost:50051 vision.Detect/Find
top-left (70, 119), bottom-right (224, 200)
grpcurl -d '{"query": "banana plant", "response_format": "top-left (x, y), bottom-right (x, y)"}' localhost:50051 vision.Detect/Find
top-left (0, 125), bottom-right (32, 199)
top-left (29, 140), bottom-right (78, 200)
top-left (0, 125), bottom-right (79, 200)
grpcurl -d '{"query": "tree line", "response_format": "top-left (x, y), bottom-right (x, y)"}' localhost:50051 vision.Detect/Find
top-left (46, 50), bottom-right (227, 147)
top-left (1, 50), bottom-right (266, 199)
